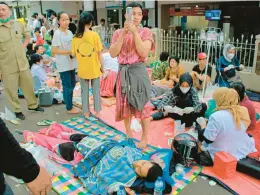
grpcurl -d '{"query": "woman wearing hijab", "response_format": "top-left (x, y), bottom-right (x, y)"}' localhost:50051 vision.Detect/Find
top-left (215, 44), bottom-right (244, 87)
top-left (150, 73), bottom-right (207, 127)
top-left (196, 88), bottom-right (256, 166)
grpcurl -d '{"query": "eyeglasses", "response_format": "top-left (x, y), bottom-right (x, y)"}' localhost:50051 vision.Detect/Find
top-left (198, 58), bottom-right (207, 61)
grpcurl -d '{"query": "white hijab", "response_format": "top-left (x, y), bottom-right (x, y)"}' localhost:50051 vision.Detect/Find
top-left (223, 44), bottom-right (236, 62)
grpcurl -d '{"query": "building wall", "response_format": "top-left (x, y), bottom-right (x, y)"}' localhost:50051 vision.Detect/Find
top-left (158, 2), bottom-right (220, 30)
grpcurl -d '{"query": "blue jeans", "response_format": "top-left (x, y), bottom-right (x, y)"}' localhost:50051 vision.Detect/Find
top-left (60, 69), bottom-right (76, 111)
top-left (3, 183), bottom-right (14, 195)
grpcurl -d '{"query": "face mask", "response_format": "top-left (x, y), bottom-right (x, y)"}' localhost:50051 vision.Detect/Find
top-left (0, 16), bottom-right (11, 23)
top-left (227, 53), bottom-right (235, 60)
top-left (180, 87), bottom-right (190, 94)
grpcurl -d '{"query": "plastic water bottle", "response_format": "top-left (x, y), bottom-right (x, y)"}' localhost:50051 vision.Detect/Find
top-left (154, 177), bottom-right (164, 195)
top-left (175, 163), bottom-right (185, 180)
top-left (117, 185), bottom-right (126, 195)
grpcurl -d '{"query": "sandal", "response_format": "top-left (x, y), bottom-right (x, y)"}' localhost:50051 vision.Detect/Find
top-left (37, 119), bottom-right (57, 126)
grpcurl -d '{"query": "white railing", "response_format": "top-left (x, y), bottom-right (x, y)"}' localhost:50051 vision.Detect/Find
top-left (98, 28), bottom-right (256, 73)
top-left (159, 30), bottom-right (256, 73)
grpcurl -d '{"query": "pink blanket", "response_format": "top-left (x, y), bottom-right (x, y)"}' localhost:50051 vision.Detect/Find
top-left (23, 123), bottom-right (83, 165)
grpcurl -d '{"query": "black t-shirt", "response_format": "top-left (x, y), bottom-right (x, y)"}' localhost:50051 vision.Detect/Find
top-left (192, 64), bottom-right (212, 85)
top-left (0, 118), bottom-right (40, 194)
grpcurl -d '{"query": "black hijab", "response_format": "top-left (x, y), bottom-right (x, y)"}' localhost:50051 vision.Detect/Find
top-left (172, 73), bottom-right (194, 109)
top-left (173, 73), bottom-right (193, 96)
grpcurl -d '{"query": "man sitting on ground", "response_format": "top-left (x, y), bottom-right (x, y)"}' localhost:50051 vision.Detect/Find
top-left (191, 52), bottom-right (212, 90)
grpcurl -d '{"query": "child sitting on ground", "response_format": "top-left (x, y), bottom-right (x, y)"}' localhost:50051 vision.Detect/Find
top-left (30, 54), bottom-right (55, 87)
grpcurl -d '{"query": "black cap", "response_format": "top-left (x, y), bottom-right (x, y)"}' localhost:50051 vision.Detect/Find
top-left (0, 2), bottom-right (9, 6)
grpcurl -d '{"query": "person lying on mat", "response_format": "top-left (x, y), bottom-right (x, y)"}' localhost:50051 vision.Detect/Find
top-left (196, 87), bottom-right (256, 166)
top-left (152, 56), bottom-right (184, 88)
top-left (150, 73), bottom-right (207, 127)
top-left (215, 44), bottom-right (244, 88)
top-left (100, 47), bottom-right (119, 97)
top-left (73, 137), bottom-right (171, 194)
top-left (231, 82), bottom-right (256, 130)
top-left (190, 52), bottom-right (212, 91)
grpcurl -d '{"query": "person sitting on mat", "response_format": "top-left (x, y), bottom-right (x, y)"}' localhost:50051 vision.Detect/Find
top-left (215, 44), bottom-right (244, 88)
top-left (190, 52), bottom-right (212, 91)
top-left (196, 87), bottom-right (256, 166)
top-left (30, 54), bottom-right (55, 87)
top-left (231, 82), bottom-right (256, 130)
top-left (100, 47), bottom-right (119, 97)
top-left (150, 73), bottom-right (207, 127)
top-left (152, 56), bottom-right (184, 88)
top-left (151, 51), bottom-right (169, 81)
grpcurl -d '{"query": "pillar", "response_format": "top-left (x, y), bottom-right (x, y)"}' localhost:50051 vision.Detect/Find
top-left (253, 34), bottom-right (260, 75)
top-left (83, 0), bottom-right (94, 11)
top-left (223, 16), bottom-right (231, 41)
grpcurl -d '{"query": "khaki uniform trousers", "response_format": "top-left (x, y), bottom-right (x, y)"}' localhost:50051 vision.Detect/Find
top-left (2, 69), bottom-right (38, 113)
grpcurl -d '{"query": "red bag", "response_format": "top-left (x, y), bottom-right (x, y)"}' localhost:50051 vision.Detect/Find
top-left (213, 151), bottom-right (237, 179)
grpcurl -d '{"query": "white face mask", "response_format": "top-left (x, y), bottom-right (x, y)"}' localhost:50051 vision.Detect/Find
top-left (180, 87), bottom-right (190, 94)
top-left (227, 53), bottom-right (235, 60)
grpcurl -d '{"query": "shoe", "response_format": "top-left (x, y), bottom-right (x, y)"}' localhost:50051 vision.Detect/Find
top-left (15, 112), bottom-right (25, 120)
top-left (28, 106), bottom-right (44, 112)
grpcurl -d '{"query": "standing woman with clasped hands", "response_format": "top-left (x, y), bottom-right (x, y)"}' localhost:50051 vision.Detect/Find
top-left (109, 2), bottom-right (155, 149)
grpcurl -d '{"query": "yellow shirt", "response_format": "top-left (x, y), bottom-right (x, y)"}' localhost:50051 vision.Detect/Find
top-left (165, 65), bottom-right (185, 81)
top-left (0, 21), bottom-right (30, 75)
top-left (72, 31), bottom-right (103, 79)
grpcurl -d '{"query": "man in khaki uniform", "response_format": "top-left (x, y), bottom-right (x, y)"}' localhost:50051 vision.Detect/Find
top-left (0, 2), bottom-right (44, 120)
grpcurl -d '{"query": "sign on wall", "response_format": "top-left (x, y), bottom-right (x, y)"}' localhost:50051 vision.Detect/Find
top-left (169, 6), bottom-right (207, 16)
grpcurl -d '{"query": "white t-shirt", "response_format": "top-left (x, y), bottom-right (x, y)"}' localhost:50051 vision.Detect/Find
top-left (52, 29), bottom-right (76, 72)
top-left (31, 64), bottom-right (48, 86)
top-left (102, 52), bottom-right (119, 72)
top-left (203, 110), bottom-right (256, 160)
top-left (32, 19), bottom-right (41, 29)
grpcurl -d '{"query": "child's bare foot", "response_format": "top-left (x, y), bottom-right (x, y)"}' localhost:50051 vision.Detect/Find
top-left (67, 107), bottom-right (79, 114)
top-left (95, 112), bottom-right (101, 118)
top-left (137, 138), bottom-right (148, 149)
top-left (84, 112), bottom-right (90, 118)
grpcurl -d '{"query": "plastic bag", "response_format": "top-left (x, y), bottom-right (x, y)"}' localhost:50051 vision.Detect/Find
top-left (204, 83), bottom-right (219, 99)
top-left (26, 145), bottom-right (63, 176)
top-left (0, 107), bottom-right (16, 121)
top-left (131, 118), bottom-right (142, 132)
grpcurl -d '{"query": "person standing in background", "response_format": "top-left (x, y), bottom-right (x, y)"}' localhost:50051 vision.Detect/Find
top-left (72, 11), bottom-right (104, 118)
top-left (50, 11), bottom-right (58, 32)
top-left (0, 1), bottom-right (44, 120)
top-left (31, 13), bottom-right (41, 30)
top-left (100, 18), bottom-right (107, 46)
top-left (41, 13), bottom-right (50, 30)
top-left (69, 17), bottom-right (77, 35)
top-left (52, 11), bottom-right (79, 114)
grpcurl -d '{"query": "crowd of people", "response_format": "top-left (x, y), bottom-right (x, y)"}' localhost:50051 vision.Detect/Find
top-left (0, 1), bottom-right (259, 195)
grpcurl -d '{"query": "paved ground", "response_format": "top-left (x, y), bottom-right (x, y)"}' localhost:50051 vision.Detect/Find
top-left (0, 92), bottom-right (231, 195)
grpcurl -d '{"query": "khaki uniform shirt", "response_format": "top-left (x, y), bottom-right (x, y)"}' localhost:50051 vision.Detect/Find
top-left (0, 21), bottom-right (30, 75)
